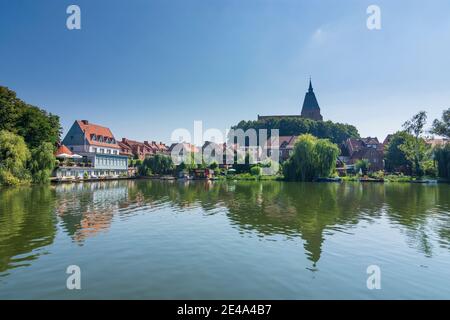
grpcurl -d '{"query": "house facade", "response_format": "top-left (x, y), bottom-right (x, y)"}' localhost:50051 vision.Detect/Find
top-left (265, 135), bottom-right (298, 162)
top-left (342, 137), bottom-right (384, 172)
top-left (57, 120), bottom-right (128, 178)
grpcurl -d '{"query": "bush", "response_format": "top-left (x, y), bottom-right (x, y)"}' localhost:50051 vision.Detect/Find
top-left (250, 166), bottom-right (261, 176)
top-left (355, 159), bottom-right (370, 175)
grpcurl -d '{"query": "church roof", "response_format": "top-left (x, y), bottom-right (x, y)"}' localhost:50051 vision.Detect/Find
top-left (302, 80), bottom-right (320, 111)
top-left (301, 79), bottom-right (323, 121)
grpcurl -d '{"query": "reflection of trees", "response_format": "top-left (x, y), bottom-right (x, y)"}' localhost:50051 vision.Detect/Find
top-left (222, 182), bottom-right (387, 265)
top-left (0, 187), bottom-right (57, 273)
top-left (123, 180), bottom-right (449, 264)
top-left (384, 184), bottom-right (449, 256)
top-left (1, 180), bottom-right (447, 276)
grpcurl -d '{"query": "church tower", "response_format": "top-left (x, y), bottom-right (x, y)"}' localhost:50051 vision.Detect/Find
top-left (301, 79), bottom-right (323, 121)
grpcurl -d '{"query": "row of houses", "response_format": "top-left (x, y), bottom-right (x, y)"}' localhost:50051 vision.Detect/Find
top-left (54, 120), bottom-right (172, 179)
top-left (54, 119), bottom-right (448, 180)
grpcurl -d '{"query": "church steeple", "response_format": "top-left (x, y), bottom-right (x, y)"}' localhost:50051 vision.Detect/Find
top-left (308, 77), bottom-right (313, 92)
top-left (301, 78), bottom-right (323, 121)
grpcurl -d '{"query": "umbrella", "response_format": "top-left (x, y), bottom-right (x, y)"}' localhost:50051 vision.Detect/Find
top-left (56, 153), bottom-right (73, 159)
top-left (71, 154), bottom-right (83, 159)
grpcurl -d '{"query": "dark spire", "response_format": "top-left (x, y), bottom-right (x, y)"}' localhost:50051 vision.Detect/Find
top-left (301, 78), bottom-right (323, 121)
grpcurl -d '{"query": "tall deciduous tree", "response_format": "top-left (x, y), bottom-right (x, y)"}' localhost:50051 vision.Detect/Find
top-left (283, 134), bottom-right (340, 181)
top-left (431, 108), bottom-right (450, 139)
top-left (402, 111), bottom-right (428, 177)
top-left (385, 131), bottom-right (414, 174)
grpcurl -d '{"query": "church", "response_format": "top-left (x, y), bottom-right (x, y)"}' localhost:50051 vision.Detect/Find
top-left (258, 79), bottom-right (323, 122)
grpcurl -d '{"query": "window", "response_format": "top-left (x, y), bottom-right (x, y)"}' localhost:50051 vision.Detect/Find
top-left (100, 149), bottom-right (104, 153)
top-left (107, 149), bottom-right (111, 154)
top-left (93, 147), bottom-right (97, 153)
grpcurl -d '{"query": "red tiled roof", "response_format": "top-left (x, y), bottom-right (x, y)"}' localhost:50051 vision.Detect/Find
top-left (77, 120), bottom-right (120, 149)
top-left (55, 144), bottom-right (73, 156)
top-left (266, 136), bottom-right (298, 149)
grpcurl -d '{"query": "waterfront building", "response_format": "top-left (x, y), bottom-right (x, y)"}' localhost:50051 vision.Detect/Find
top-left (341, 137), bottom-right (384, 172)
top-left (265, 135), bottom-right (298, 162)
top-left (120, 138), bottom-right (154, 160)
top-left (57, 120), bottom-right (128, 179)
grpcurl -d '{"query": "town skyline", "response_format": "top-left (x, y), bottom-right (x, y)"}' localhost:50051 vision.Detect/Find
top-left (1, 0), bottom-right (450, 143)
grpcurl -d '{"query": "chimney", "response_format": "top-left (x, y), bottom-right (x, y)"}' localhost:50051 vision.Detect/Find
top-left (81, 120), bottom-right (89, 125)
top-left (122, 138), bottom-right (126, 143)
top-left (144, 141), bottom-right (149, 145)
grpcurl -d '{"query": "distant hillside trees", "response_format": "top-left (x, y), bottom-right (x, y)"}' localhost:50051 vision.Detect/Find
top-left (283, 134), bottom-right (340, 181)
top-left (232, 118), bottom-right (359, 144)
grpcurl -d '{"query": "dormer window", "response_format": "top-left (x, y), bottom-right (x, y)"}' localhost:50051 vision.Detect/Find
top-left (91, 134), bottom-right (97, 141)
top-left (98, 136), bottom-right (103, 142)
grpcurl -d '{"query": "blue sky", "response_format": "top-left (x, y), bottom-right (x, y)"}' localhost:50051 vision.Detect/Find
top-left (1, 0), bottom-right (449, 143)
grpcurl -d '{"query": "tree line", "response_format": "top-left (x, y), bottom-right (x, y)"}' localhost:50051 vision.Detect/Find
top-left (0, 87), bottom-right (61, 186)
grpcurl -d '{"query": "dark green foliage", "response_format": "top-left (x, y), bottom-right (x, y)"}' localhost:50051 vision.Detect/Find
top-left (431, 108), bottom-right (450, 139)
top-left (434, 144), bottom-right (450, 179)
top-left (0, 86), bottom-right (61, 149)
top-left (232, 118), bottom-right (359, 144)
top-left (139, 154), bottom-right (174, 176)
top-left (385, 131), bottom-right (413, 173)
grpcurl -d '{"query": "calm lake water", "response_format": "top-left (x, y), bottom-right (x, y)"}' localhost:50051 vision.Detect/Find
top-left (0, 180), bottom-right (449, 299)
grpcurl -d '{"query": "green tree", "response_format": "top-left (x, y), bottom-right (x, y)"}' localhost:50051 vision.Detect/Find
top-left (139, 154), bottom-right (174, 176)
top-left (385, 131), bottom-right (414, 174)
top-left (434, 144), bottom-right (450, 179)
top-left (402, 111), bottom-right (428, 177)
top-left (231, 118), bottom-right (359, 144)
top-left (0, 86), bottom-right (61, 149)
top-left (29, 142), bottom-right (56, 183)
top-left (283, 134), bottom-right (340, 181)
top-left (0, 130), bottom-right (31, 186)
top-left (355, 159), bottom-right (370, 175)
top-left (430, 108), bottom-right (450, 138)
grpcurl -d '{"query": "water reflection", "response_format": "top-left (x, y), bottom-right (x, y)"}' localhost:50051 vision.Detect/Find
top-left (0, 187), bottom-right (57, 274)
top-left (0, 180), bottom-right (449, 276)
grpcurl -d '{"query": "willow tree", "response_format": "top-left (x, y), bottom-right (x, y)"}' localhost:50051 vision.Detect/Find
top-left (283, 134), bottom-right (340, 181)
top-left (0, 130), bottom-right (31, 186)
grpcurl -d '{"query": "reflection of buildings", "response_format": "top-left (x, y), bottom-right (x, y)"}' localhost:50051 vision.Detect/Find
top-left (55, 182), bottom-right (128, 242)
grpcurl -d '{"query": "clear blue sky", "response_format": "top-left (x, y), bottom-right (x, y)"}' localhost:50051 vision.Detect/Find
top-left (1, 0), bottom-right (449, 143)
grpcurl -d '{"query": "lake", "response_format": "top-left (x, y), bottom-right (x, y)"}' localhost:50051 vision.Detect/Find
top-left (0, 180), bottom-right (449, 299)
